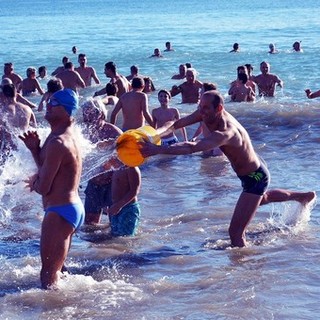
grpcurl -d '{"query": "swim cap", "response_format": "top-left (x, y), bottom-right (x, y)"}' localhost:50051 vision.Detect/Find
top-left (51, 89), bottom-right (79, 116)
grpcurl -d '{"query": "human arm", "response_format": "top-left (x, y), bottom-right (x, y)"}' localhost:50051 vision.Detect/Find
top-left (91, 68), bottom-right (100, 85)
top-left (142, 95), bottom-right (154, 127)
top-left (190, 123), bottom-right (203, 142)
top-left (276, 76), bottom-right (283, 88)
top-left (140, 130), bottom-right (228, 157)
top-left (35, 79), bottom-right (45, 95)
top-left (38, 92), bottom-right (49, 111)
top-left (18, 130), bottom-right (42, 167)
top-left (93, 87), bottom-right (107, 97)
top-left (76, 73), bottom-right (86, 88)
top-left (305, 88), bottom-right (320, 99)
top-left (30, 138), bottom-right (64, 195)
top-left (16, 93), bottom-right (37, 109)
top-left (110, 99), bottom-right (122, 125)
top-left (170, 85), bottom-right (182, 97)
top-left (174, 108), bottom-right (187, 141)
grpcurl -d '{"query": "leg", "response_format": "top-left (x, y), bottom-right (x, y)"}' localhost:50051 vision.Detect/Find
top-left (260, 189), bottom-right (316, 206)
top-left (229, 192), bottom-right (263, 247)
top-left (40, 211), bottom-right (75, 289)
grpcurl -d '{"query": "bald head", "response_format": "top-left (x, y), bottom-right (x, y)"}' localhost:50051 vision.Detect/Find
top-left (201, 90), bottom-right (224, 109)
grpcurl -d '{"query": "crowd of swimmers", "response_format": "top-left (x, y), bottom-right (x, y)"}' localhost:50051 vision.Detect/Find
top-left (0, 40), bottom-right (318, 289)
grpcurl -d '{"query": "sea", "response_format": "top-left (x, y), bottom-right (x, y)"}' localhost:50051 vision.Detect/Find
top-left (1, 0), bottom-right (320, 319)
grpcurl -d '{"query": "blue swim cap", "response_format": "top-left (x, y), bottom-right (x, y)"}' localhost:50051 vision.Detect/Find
top-left (51, 89), bottom-right (79, 116)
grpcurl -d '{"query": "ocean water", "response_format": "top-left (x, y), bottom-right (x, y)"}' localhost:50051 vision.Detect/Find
top-left (1, 0), bottom-right (320, 319)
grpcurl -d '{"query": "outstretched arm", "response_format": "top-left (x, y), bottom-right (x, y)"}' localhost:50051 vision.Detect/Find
top-left (305, 88), bottom-right (320, 99)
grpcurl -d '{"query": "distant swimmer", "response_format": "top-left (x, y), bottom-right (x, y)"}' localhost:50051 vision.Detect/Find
top-left (229, 73), bottom-right (256, 102)
top-left (170, 68), bottom-right (203, 104)
top-left (150, 48), bottom-right (163, 58)
top-left (164, 41), bottom-right (175, 52)
top-left (268, 43), bottom-right (278, 54)
top-left (253, 61), bottom-right (283, 97)
top-left (2, 62), bottom-right (23, 90)
top-left (75, 53), bottom-right (100, 87)
top-left (126, 65), bottom-right (140, 81)
top-left (140, 90), bottom-right (316, 247)
top-left (19, 67), bottom-right (45, 96)
top-left (228, 65), bottom-right (256, 102)
top-left (293, 41), bottom-right (303, 52)
top-left (72, 46), bottom-right (77, 54)
top-left (19, 89), bottom-right (84, 289)
top-left (51, 56), bottom-right (69, 76)
top-left (171, 64), bottom-right (187, 80)
top-left (110, 76), bottom-right (154, 131)
top-left (143, 77), bottom-right (156, 93)
top-left (229, 42), bottom-right (240, 53)
top-left (56, 61), bottom-right (85, 93)
top-left (37, 66), bottom-right (47, 79)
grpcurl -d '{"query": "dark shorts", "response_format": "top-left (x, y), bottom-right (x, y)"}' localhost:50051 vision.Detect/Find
top-left (238, 160), bottom-right (270, 196)
top-left (84, 180), bottom-right (112, 214)
top-left (109, 202), bottom-right (140, 237)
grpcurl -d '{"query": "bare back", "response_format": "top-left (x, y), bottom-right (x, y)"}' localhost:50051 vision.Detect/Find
top-left (112, 90), bottom-right (150, 130)
top-left (3, 102), bottom-right (34, 131)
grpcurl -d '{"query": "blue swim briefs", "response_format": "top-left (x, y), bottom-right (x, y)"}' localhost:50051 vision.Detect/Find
top-left (45, 201), bottom-right (85, 230)
top-left (109, 202), bottom-right (140, 237)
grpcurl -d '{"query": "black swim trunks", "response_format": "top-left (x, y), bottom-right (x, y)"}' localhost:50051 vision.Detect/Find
top-left (237, 161), bottom-right (270, 196)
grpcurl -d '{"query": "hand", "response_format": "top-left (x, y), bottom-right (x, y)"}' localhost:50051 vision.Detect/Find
top-left (24, 174), bottom-right (38, 192)
top-left (104, 204), bottom-right (120, 216)
top-left (139, 139), bottom-right (160, 157)
top-left (305, 89), bottom-right (311, 98)
top-left (18, 131), bottom-right (41, 151)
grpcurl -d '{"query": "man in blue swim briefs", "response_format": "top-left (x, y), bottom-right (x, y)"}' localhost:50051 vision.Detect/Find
top-left (140, 90), bottom-right (316, 247)
top-left (19, 89), bottom-right (84, 289)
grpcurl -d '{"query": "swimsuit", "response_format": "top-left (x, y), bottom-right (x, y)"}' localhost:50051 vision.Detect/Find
top-left (45, 200), bottom-right (85, 230)
top-left (237, 159), bottom-right (270, 196)
top-left (84, 179), bottom-right (112, 214)
top-left (109, 202), bottom-right (140, 236)
top-left (161, 136), bottom-right (178, 146)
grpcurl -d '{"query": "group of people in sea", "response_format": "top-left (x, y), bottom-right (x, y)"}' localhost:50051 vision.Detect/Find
top-left (0, 40), bottom-right (318, 289)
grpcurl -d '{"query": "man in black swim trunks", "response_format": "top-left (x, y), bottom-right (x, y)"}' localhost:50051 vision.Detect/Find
top-left (140, 90), bottom-right (316, 247)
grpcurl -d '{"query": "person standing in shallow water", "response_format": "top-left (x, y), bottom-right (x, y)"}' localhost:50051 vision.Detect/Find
top-left (19, 89), bottom-right (85, 289)
top-left (140, 90), bottom-right (316, 247)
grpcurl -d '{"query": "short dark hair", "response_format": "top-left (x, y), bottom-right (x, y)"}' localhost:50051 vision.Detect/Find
top-left (64, 61), bottom-right (73, 69)
top-left (203, 82), bottom-right (217, 92)
top-left (38, 66), bottom-right (46, 73)
top-left (238, 73), bottom-right (248, 84)
top-left (106, 82), bottom-right (118, 96)
top-left (105, 61), bottom-right (116, 73)
top-left (132, 76), bottom-right (144, 89)
top-left (158, 89), bottom-right (171, 99)
top-left (2, 84), bottom-right (16, 98)
top-left (47, 78), bottom-right (63, 93)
